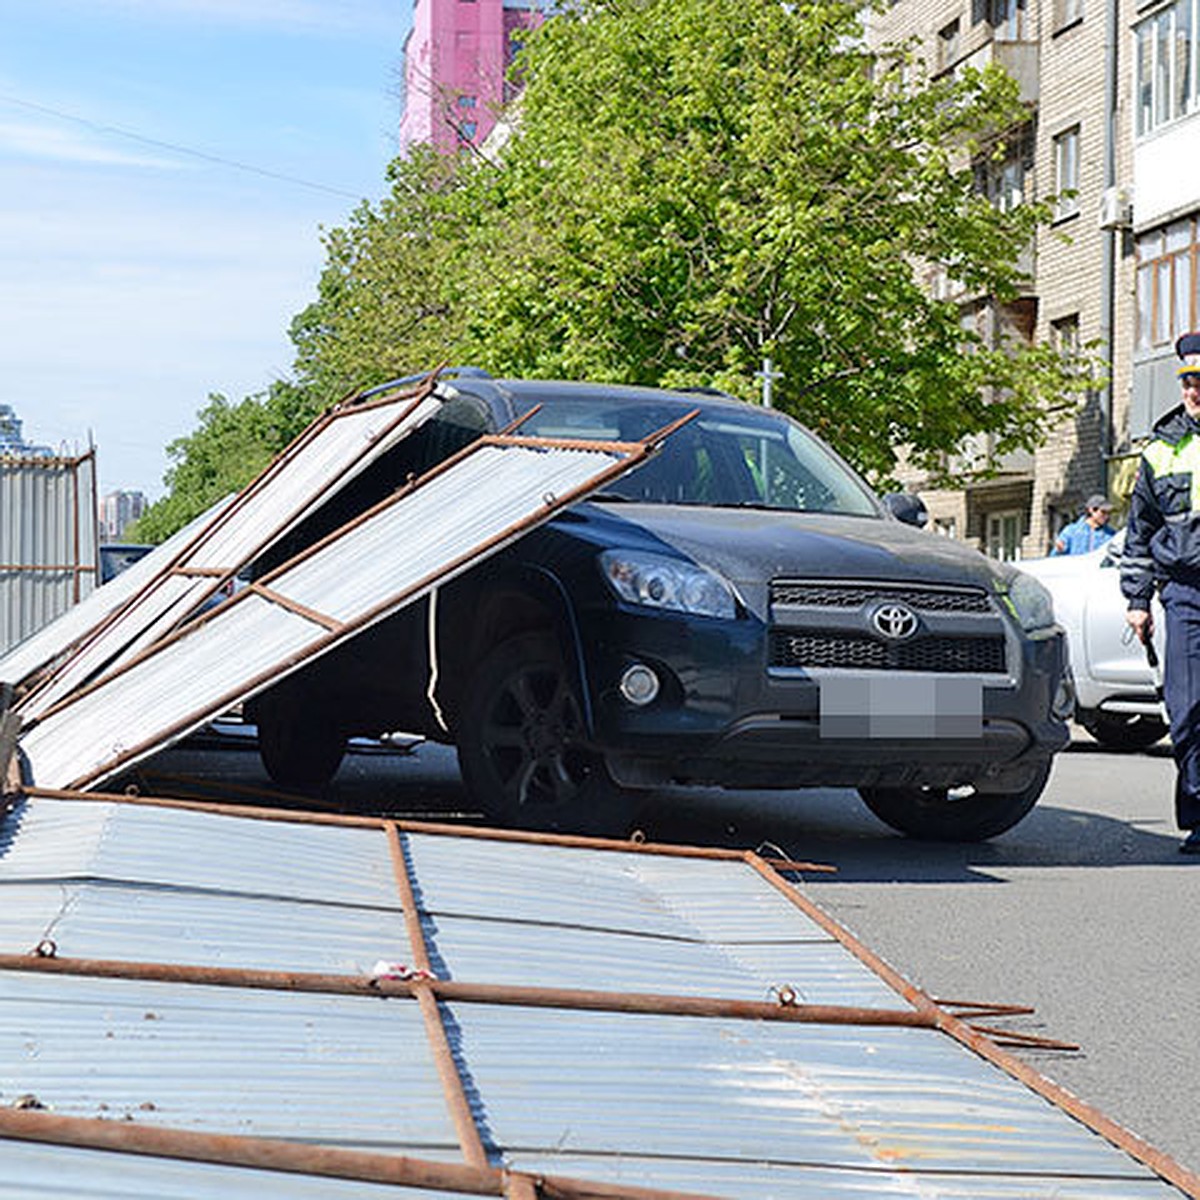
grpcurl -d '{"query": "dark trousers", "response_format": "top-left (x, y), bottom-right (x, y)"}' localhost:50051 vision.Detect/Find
top-left (1162, 580), bottom-right (1200, 828)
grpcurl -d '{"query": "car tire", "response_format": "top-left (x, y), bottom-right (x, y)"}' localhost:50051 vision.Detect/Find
top-left (456, 632), bottom-right (637, 835)
top-left (857, 761), bottom-right (1052, 842)
top-left (257, 702), bottom-right (348, 791)
top-left (1080, 711), bottom-right (1168, 751)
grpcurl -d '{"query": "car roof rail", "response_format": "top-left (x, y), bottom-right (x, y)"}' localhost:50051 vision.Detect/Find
top-left (674, 385), bottom-right (737, 399)
top-left (356, 366), bottom-right (495, 400)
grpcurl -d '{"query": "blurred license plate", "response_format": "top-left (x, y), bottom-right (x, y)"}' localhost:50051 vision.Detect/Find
top-left (820, 676), bottom-right (982, 739)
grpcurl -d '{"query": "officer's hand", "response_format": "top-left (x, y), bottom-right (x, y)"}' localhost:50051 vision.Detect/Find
top-left (1127, 608), bottom-right (1154, 644)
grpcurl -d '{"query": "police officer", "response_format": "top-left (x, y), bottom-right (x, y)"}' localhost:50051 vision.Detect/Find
top-left (1123, 331), bottom-right (1200, 854)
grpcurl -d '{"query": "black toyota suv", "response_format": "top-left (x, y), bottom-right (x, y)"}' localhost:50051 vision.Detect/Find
top-left (245, 373), bottom-right (1072, 840)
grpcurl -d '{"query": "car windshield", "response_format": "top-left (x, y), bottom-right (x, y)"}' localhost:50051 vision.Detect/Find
top-left (512, 395), bottom-right (880, 515)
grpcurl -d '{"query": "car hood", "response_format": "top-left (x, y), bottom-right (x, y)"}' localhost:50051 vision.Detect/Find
top-left (563, 502), bottom-right (1011, 592)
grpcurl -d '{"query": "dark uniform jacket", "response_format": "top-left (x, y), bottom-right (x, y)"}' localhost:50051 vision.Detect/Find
top-left (1122, 403), bottom-right (1200, 610)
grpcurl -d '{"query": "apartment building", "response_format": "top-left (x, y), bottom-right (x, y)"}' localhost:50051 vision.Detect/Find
top-left (399, 0), bottom-right (544, 154)
top-left (869, 0), bottom-right (1200, 559)
top-left (98, 489), bottom-right (147, 543)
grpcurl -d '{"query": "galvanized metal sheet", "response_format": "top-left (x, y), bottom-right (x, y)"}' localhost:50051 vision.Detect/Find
top-left (17, 385), bottom-right (442, 718)
top-left (405, 834), bottom-right (899, 1006)
top-left (458, 1005), bottom-right (1173, 1192)
top-left (0, 453), bottom-right (98, 656)
top-left (0, 970), bottom-right (459, 1154)
top-left (0, 799), bottom-right (403, 973)
top-left (18, 435), bottom-right (652, 790)
top-left (0, 498), bottom-right (230, 690)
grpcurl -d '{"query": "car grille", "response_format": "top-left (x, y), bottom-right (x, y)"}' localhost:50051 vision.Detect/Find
top-left (770, 630), bottom-right (1007, 673)
top-left (770, 581), bottom-right (992, 613)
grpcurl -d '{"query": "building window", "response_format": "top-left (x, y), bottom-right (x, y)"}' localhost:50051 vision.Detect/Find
top-left (939, 19), bottom-right (962, 69)
top-left (1053, 0), bottom-right (1083, 31)
top-left (1136, 218), bottom-right (1200, 350)
top-left (992, 0), bottom-right (1027, 39)
top-left (986, 510), bottom-right (1024, 561)
top-left (1052, 313), bottom-right (1081, 362)
top-left (1053, 125), bottom-right (1081, 219)
top-left (1135, 0), bottom-right (1198, 137)
top-left (975, 127), bottom-right (1034, 212)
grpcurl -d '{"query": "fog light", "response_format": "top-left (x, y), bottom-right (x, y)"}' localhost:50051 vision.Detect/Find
top-left (619, 663), bottom-right (660, 706)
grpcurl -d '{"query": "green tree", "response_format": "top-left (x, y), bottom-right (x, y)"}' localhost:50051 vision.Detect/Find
top-left (457, 0), bottom-right (1085, 478)
top-left (129, 384), bottom-right (312, 541)
top-left (290, 146), bottom-right (476, 398)
top-left (141, 0), bottom-right (1090, 536)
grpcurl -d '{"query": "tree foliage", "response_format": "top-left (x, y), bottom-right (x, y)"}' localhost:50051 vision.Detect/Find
top-left (140, 0), bottom-right (1089, 535)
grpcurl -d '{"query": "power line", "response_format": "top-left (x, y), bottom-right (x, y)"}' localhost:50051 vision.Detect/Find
top-left (0, 92), bottom-right (366, 201)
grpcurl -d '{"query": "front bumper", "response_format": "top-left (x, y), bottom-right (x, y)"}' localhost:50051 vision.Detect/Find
top-left (580, 603), bottom-right (1070, 792)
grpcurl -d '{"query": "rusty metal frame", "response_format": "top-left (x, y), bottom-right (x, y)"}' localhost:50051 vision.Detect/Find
top-left (4, 786), bottom-right (1199, 1197)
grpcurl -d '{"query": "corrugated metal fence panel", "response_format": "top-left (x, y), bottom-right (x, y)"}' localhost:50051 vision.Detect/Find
top-left (182, 391), bottom-right (443, 572)
top-left (0, 796), bottom-right (1187, 1197)
top-left (0, 454), bottom-right (97, 656)
top-left (19, 599), bottom-right (318, 786)
top-left (0, 970), bottom-right (461, 1155)
top-left (459, 1005), bottom-right (1174, 1196)
top-left (278, 443), bottom-right (621, 621)
top-left (18, 390), bottom-right (442, 719)
top-left (406, 835), bottom-right (899, 1007)
top-left (19, 439), bottom-right (642, 790)
top-left (0, 498), bottom-right (229, 689)
top-left (0, 800), bottom-right (403, 974)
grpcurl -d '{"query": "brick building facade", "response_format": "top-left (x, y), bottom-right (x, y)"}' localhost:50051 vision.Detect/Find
top-left (866, 0), bottom-right (1200, 560)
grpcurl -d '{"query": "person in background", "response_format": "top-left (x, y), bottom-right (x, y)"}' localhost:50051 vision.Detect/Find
top-left (1052, 493), bottom-right (1115, 555)
top-left (1123, 331), bottom-right (1200, 854)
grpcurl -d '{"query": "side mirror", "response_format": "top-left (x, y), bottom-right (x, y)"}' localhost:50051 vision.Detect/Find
top-left (882, 492), bottom-right (929, 529)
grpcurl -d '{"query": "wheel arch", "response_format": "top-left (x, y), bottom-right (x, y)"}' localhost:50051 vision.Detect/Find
top-left (439, 563), bottom-right (594, 734)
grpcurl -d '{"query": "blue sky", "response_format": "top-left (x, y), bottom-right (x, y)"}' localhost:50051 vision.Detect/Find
top-left (0, 0), bottom-right (410, 498)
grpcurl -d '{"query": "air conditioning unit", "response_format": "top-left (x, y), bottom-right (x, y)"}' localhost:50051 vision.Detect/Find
top-left (1098, 185), bottom-right (1133, 231)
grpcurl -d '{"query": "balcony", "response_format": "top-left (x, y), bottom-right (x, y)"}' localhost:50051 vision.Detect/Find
top-left (960, 38), bottom-right (1039, 107)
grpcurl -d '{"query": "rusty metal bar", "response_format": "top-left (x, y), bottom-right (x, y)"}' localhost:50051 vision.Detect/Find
top-left (742, 850), bottom-right (1200, 1198)
top-left (19, 786), bottom-right (838, 874)
top-left (967, 1025), bottom-right (1081, 1053)
top-left (0, 562), bottom-right (98, 574)
top-left (504, 1174), bottom-right (540, 1200)
top-left (0, 949), bottom-right (934, 1029)
top-left (248, 583), bottom-right (346, 633)
top-left (386, 822), bottom-right (491, 1169)
top-left (0, 1107), bottom-right (502, 1194)
top-left (0, 1107), bottom-right (728, 1200)
top-left (170, 566), bottom-right (228, 578)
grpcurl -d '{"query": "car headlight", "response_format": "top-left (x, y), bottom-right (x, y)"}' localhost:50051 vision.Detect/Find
top-left (1002, 571), bottom-right (1057, 632)
top-left (599, 550), bottom-right (738, 619)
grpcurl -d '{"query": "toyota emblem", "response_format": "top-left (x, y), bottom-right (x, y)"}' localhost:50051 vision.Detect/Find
top-left (871, 602), bottom-right (919, 640)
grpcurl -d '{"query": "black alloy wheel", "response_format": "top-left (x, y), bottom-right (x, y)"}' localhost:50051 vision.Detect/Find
top-left (457, 632), bottom-right (636, 835)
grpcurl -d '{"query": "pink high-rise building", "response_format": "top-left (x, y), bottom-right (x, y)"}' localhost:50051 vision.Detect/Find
top-left (399, 0), bottom-right (544, 154)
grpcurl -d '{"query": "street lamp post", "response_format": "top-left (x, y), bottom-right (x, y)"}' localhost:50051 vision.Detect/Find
top-left (757, 357), bottom-right (783, 408)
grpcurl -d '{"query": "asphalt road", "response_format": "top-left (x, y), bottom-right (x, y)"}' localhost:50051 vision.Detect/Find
top-left (141, 723), bottom-right (1199, 1180)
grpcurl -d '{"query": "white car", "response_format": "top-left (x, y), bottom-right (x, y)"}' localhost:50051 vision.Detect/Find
top-left (1019, 530), bottom-right (1168, 750)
